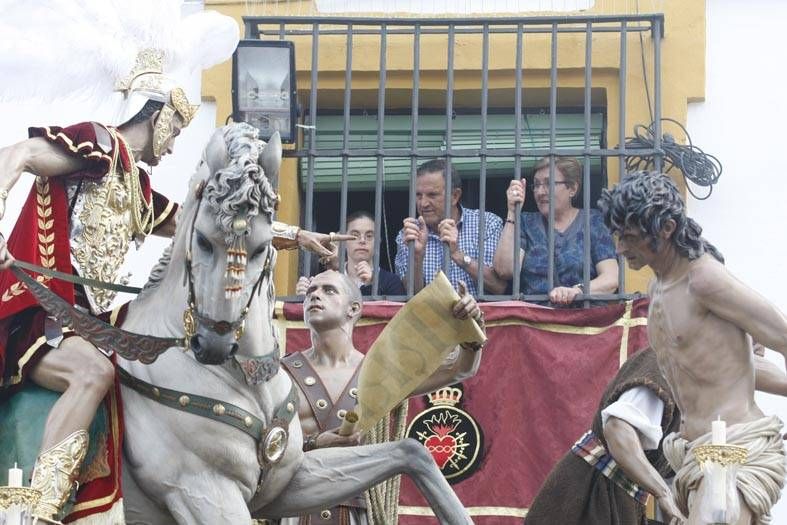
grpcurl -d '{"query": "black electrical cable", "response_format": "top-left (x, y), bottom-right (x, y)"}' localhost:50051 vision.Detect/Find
top-left (623, 118), bottom-right (722, 200)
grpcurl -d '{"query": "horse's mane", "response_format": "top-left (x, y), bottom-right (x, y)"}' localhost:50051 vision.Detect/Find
top-left (137, 241), bottom-right (174, 298)
top-left (203, 123), bottom-right (278, 243)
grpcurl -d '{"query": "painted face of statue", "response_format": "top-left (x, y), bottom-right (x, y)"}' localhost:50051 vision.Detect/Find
top-left (304, 271), bottom-right (358, 330)
top-left (614, 227), bottom-right (660, 271)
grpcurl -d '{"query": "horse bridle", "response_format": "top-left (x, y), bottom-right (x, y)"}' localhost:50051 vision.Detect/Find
top-left (122, 178), bottom-right (293, 473)
top-left (182, 180), bottom-right (273, 353)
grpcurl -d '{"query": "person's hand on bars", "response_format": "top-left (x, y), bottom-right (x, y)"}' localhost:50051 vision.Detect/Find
top-left (548, 285), bottom-right (582, 306)
top-left (402, 216), bottom-right (427, 256)
top-left (438, 219), bottom-right (461, 261)
top-left (506, 178), bottom-right (526, 214)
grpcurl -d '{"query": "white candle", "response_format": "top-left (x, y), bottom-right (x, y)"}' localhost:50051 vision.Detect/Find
top-left (712, 418), bottom-right (726, 445)
top-left (710, 417), bottom-right (727, 520)
top-left (8, 463), bottom-right (22, 487)
top-left (7, 464), bottom-right (24, 525)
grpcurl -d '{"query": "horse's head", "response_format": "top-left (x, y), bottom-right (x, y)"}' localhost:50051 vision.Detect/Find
top-left (181, 123), bottom-right (281, 365)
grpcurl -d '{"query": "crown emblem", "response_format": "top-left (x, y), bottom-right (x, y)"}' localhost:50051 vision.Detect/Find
top-left (427, 387), bottom-right (462, 407)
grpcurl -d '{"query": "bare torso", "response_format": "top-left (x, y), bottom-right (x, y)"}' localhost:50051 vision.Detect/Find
top-left (648, 254), bottom-right (761, 441)
top-left (293, 348), bottom-right (365, 436)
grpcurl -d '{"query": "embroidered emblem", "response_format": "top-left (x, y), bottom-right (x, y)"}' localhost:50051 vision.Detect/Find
top-left (406, 385), bottom-right (484, 484)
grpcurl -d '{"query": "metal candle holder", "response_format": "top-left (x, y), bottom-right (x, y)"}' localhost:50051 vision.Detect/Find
top-left (693, 444), bottom-right (748, 467)
top-left (0, 486), bottom-right (41, 511)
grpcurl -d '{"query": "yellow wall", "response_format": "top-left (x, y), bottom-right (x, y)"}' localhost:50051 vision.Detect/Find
top-left (203, 0), bottom-right (705, 295)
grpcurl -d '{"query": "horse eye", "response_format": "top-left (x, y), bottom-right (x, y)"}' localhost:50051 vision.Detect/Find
top-left (196, 232), bottom-right (213, 254)
top-left (251, 246), bottom-right (268, 259)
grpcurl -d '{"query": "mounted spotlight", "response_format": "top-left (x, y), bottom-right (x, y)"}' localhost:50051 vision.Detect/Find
top-left (232, 40), bottom-right (297, 143)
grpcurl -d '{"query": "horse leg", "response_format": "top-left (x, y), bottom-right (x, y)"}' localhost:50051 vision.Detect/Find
top-left (159, 475), bottom-right (252, 525)
top-left (122, 458), bottom-right (176, 525)
top-left (256, 438), bottom-right (472, 525)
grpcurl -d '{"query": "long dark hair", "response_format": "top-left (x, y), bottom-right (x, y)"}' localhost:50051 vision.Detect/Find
top-left (598, 171), bottom-right (724, 263)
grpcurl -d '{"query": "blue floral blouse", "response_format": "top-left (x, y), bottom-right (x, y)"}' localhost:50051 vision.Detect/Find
top-left (517, 209), bottom-right (617, 296)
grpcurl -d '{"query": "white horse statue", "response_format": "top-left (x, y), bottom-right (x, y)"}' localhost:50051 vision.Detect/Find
top-left (117, 123), bottom-right (472, 524)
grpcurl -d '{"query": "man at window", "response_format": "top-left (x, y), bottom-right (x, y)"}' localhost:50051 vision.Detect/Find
top-left (394, 159), bottom-right (507, 297)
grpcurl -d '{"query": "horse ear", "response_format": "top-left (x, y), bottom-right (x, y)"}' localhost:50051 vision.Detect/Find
top-left (259, 131), bottom-right (282, 189)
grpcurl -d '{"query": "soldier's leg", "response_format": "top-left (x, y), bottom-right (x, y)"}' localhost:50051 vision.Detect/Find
top-left (30, 336), bottom-right (114, 449)
top-left (27, 336), bottom-right (114, 518)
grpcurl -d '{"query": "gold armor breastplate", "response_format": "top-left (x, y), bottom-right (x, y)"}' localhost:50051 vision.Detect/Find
top-left (69, 130), bottom-right (153, 313)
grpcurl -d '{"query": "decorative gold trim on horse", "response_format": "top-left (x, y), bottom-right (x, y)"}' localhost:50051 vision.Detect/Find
top-left (117, 367), bottom-right (298, 469)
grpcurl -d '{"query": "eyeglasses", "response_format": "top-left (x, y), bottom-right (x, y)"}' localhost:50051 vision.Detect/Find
top-left (532, 181), bottom-right (570, 191)
top-left (349, 232), bottom-right (375, 242)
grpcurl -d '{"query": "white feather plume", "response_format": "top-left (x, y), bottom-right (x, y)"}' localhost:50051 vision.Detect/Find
top-left (0, 0), bottom-right (239, 103)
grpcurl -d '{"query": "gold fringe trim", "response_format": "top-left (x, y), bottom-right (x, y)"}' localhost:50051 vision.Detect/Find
top-left (43, 127), bottom-right (112, 165)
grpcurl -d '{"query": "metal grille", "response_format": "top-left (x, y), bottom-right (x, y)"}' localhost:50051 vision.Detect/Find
top-left (243, 14), bottom-right (664, 303)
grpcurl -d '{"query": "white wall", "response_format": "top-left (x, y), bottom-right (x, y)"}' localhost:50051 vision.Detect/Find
top-left (687, 0), bottom-right (787, 521)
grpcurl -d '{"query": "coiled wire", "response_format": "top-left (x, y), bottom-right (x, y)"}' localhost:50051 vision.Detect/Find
top-left (624, 118), bottom-right (722, 200)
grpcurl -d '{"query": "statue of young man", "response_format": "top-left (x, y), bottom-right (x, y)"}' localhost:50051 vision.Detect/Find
top-left (280, 269), bottom-right (484, 524)
top-left (598, 171), bottom-right (786, 524)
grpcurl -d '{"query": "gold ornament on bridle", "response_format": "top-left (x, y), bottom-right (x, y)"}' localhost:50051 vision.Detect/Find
top-left (225, 216), bottom-right (249, 300)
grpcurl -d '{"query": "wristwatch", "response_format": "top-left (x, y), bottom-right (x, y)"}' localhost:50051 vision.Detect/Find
top-left (461, 253), bottom-right (472, 268)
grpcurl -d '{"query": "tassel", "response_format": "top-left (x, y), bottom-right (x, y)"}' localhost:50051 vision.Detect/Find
top-left (224, 216), bottom-right (249, 299)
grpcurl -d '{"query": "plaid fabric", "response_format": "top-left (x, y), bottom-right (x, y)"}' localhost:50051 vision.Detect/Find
top-left (572, 429), bottom-right (650, 505)
top-left (394, 206), bottom-right (503, 297)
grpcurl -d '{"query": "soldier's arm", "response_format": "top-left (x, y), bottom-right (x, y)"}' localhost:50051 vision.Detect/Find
top-left (0, 138), bottom-right (90, 268)
top-left (409, 281), bottom-right (483, 397)
top-left (688, 257), bottom-right (787, 356)
top-left (408, 345), bottom-right (481, 398)
top-left (0, 137), bottom-right (87, 190)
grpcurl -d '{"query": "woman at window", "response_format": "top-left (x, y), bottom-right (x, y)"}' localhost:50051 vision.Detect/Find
top-left (493, 156), bottom-right (618, 305)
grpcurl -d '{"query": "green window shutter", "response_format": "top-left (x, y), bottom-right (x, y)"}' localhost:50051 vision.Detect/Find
top-left (300, 113), bottom-right (603, 191)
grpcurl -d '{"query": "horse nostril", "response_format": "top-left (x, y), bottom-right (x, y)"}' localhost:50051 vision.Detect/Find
top-left (190, 335), bottom-right (202, 354)
top-left (229, 343), bottom-right (239, 357)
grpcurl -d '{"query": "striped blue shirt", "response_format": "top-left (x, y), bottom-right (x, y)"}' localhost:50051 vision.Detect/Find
top-left (394, 206), bottom-right (503, 297)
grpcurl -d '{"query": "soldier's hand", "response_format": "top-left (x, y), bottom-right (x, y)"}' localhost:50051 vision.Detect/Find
top-left (315, 427), bottom-right (362, 449)
top-left (453, 281), bottom-right (481, 321)
top-left (0, 233), bottom-right (14, 270)
top-left (298, 229), bottom-right (355, 257)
